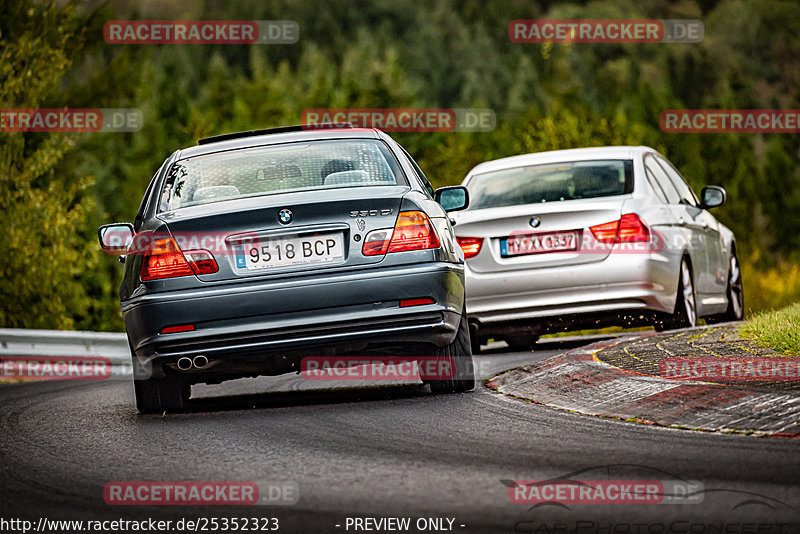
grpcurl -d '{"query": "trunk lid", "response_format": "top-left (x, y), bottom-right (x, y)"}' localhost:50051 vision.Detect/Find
top-left (156, 186), bottom-right (407, 282)
top-left (452, 197), bottom-right (627, 273)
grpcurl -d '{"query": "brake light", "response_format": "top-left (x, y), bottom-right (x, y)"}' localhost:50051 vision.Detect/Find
top-left (456, 237), bottom-right (483, 258)
top-left (590, 220), bottom-right (619, 243)
top-left (388, 211), bottom-right (440, 252)
top-left (362, 211), bottom-right (440, 256)
top-left (617, 213), bottom-right (650, 242)
top-left (590, 214), bottom-right (649, 244)
top-left (362, 229), bottom-right (392, 256)
top-left (140, 238), bottom-right (218, 280)
top-left (183, 249), bottom-right (219, 275)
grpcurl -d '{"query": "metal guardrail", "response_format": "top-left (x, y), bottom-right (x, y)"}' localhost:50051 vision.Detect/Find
top-left (0, 328), bottom-right (131, 376)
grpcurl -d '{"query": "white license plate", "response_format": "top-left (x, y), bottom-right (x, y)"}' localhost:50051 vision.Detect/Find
top-left (503, 231), bottom-right (579, 257)
top-left (236, 233), bottom-right (345, 270)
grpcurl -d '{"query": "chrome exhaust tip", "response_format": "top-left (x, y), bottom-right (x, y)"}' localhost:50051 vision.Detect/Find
top-left (192, 355), bottom-right (209, 369)
top-left (176, 357), bottom-right (193, 371)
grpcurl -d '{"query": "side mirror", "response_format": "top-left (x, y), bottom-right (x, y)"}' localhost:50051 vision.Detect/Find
top-left (434, 186), bottom-right (469, 212)
top-left (98, 223), bottom-right (134, 255)
top-left (700, 186), bottom-right (726, 209)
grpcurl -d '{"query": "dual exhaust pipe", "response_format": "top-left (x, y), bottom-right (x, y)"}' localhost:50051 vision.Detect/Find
top-left (176, 355), bottom-right (210, 371)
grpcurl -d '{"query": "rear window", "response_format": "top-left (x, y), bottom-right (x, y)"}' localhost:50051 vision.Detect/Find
top-left (158, 139), bottom-right (401, 212)
top-left (466, 159), bottom-right (633, 210)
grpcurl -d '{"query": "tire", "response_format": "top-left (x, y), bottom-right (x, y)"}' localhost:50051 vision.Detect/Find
top-left (655, 258), bottom-right (697, 331)
top-left (503, 335), bottom-right (540, 352)
top-left (706, 253), bottom-right (744, 324)
top-left (422, 312), bottom-right (475, 394)
top-left (131, 348), bottom-right (191, 414)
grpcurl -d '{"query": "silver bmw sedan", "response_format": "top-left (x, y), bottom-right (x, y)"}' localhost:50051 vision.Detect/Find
top-left (452, 146), bottom-right (744, 352)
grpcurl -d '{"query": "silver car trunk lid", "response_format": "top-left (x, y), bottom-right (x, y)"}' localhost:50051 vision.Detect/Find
top-left (453, 197), bottom-right (626, 273)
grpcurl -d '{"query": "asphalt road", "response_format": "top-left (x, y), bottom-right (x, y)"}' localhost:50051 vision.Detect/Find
top-left (0, 336), bottom-right (798, 534)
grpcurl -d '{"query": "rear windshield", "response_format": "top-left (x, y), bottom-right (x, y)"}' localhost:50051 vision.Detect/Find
top-left (466, 159), bottom-right (633, 210)
top-left (159, 139), bottom-right (401, 211)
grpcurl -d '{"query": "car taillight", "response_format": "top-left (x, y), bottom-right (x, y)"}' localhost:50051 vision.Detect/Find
top-left (183, 249), bottom-right (219, 274)
top-left (140, 238), bottom-right (218, 280)
top-left (617, 213), bottom-right (650, 242)
top-left (456, 237), bottom-right (483, 258)
top-left (590, 214), bottom-right (650, 244)
top-left (362, 211), bottom-right (440, 256)
top-left (362, 229), bottom-right (392, 256)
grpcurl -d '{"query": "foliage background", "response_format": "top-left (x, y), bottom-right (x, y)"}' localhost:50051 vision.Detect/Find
top-left (1, 0), bottom-right (799, 331)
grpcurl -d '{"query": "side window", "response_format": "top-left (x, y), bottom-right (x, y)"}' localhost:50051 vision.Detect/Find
top-left (644, 156), bottom-right (681, 204)
top-left (656, 156), bottom-right (698, 206)
top-left (400, 147), bottom-right (435, 198)
top-left (644, 168), bottom-right (668, 204)
top-left (134, 167), bottom-right (162, 231)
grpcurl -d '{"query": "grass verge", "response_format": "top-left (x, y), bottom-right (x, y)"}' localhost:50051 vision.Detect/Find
top-left (739, 302), bottom-right (800, 355)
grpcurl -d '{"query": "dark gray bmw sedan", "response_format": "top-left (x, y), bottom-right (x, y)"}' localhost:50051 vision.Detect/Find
top-left (98, 125), bottom-right (474, 413)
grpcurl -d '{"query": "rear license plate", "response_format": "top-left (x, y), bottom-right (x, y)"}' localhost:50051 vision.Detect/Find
top-left (235, 233), bottom-right (345, 270)
top-left (501, 231), bottom-right (579, 257)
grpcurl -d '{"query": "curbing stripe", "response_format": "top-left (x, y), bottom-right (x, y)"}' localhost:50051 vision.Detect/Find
top-left (486, 336), bottom-right (800, 438)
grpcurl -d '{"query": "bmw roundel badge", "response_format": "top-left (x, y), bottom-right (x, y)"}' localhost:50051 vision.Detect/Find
top-left (529, 216), bottom-right (541, 228)
top-left (279, 209), bottom-right (293, 225)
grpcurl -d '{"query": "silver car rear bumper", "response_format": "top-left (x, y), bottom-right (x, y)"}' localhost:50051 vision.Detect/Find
top-left (465, 251), bottom-right (679, 325)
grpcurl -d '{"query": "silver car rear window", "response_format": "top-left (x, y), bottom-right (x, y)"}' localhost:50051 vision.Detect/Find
top-left (467, 159), bottom-right (633, 210)
top-left (159, 139), bottom-right (400, 212)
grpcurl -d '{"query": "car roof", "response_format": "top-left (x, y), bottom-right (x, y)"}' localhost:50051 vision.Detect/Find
top-left (177, 128), bottom-right (384, 159)
top-left (467, 146), bottom-right (659, 176)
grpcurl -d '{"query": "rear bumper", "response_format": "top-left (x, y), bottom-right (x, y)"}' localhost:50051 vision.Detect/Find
top-left (123, 262), bottom-right (464, 367)
top-left (465, 251), bottom-right (680, 331)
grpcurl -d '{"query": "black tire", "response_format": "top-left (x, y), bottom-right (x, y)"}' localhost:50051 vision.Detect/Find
top-left (131, 349), bottom-right (191, 414)
top-left (706, 253), bottom-right (744, 324)
top-left (422, 312), bottom-right (475, 394)
top-left (655, 258), bottom-right (697, 331)
top-left (503, 335), bottom-right (540, 352)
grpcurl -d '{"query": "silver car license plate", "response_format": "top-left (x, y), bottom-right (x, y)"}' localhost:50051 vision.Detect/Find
top-left (501, 231), bottom-right (579, 257)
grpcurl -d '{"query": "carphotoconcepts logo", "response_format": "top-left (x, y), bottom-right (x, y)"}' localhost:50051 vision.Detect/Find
top-left (0, 356), bottom-right (112, 381)
top-left (509, 19), bottom-right (703, 44)
top-left (661, 109), bottom-right (800, 133)
top-left (661, 357), bottom-right (800, 382)
top-left (1, 108), bottom-right (142, 132)
top-left (103, 20), bottom-right (298, 44)
top-left (300, 357), bottom-right (456, 381)
top-left (103, 481), bottom-right (298, 505)
top-left (300, 108), bottom-right (496, 132)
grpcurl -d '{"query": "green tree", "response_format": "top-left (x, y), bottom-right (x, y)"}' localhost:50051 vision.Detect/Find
top-left (0, 1), bottom-right (97, 328)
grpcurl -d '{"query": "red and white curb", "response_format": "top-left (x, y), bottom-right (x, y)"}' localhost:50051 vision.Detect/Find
top-left (486, 337), bottom-right (800, 438)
